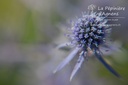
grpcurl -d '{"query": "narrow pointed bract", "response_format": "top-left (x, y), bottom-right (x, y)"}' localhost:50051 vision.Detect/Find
top-left (94, 48), bottom-right (121, 78)
top-left (56, 42), bottom-right (72, 49)
top-left (70, 51), bottom-right (85, 81)
top-left (53, 47), bottom-right (80, 73)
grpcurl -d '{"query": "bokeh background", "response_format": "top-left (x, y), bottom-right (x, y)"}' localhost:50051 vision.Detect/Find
top-left (0, 0), bottom-right (128, 85)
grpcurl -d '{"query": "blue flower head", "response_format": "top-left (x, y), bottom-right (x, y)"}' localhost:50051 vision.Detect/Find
top-left (70, 12), bottom-right (107, 49)
top-left (54, 12), bottom-right (121, 81)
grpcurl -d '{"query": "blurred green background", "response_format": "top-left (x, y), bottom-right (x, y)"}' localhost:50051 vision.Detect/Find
top-left (0, 0), bottom-right (128, 85)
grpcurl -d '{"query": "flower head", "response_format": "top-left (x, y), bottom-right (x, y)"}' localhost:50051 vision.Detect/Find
top-left (54, 12), bottom-right (121, 81)
top-left (69, 12), bottom-right (108, 49)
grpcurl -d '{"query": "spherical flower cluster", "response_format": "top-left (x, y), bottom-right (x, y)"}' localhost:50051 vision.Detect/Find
top-left (54, 12), bottom-right (121, 81)
top-left (70, 12), bottom-right (108, 49)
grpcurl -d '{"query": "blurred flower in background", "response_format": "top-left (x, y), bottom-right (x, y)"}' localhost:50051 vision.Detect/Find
top-left (0, 0), bottom-right (128, 85)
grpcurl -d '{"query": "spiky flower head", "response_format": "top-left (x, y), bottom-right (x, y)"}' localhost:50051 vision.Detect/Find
top-left (69, 12), bottom-right (109, 49)
top-left (54, 12), bottom-right (121, 81)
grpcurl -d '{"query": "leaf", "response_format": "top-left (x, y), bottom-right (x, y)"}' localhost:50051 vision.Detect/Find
top-left (70, 51), bottom-right (85, 81)
top-left (53, 47), bottom-right (80, 73)
top-left (94, 48), bottom-right (121, 79)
